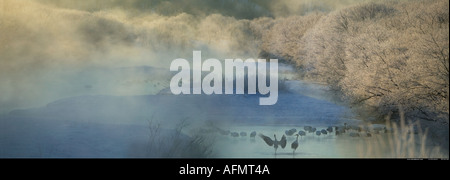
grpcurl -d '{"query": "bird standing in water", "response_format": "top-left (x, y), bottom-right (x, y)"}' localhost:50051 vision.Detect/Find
top-left (298, 131), bottom-right (306, 138)
top-left (291, 134), bottom-right (299, 156)
top-left (250, 131), bottom-right (257, 138)
top-left (259, 134), bottom-right (287, 156)
top-left (327, 126), bottom-right (333, 134)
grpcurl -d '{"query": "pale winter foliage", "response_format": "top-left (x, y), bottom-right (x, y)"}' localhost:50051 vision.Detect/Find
top-left (257, 0), bottom-right (448, 148)
top-left (306, 1), bottom-right (448, 125)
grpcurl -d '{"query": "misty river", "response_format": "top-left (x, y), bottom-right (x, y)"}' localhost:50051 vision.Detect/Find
top-left (2, 0), bottom-right (447, 159)
top-left (0, 62), bottom-right (407, 158)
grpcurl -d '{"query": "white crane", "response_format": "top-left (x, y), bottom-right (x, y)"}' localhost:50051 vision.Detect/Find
top-left (259, 134), bottom-right (287, 156)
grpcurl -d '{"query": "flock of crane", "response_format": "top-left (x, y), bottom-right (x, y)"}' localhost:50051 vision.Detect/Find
top-left (216, 123), bottom-right (391, 156)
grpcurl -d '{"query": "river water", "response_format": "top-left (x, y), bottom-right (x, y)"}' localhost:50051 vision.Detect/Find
top-left (181, 63), bottom-right (428, 158)
top-left (0, 63), bottom-right (434, 158)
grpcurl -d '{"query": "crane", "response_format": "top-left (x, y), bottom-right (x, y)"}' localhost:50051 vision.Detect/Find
top-left (259, 133), bottom-right (287, 156)
top-left (298, 130), bottom-right (306, 138)
top-left (327, 126), bottom-right (333, 134)
top-left (250, 131), bottom-right (257, 138)
top-left (291, 134), bottom-right (299, 156)
top-left (315, 131), bottom-right (321, 137)
top-left (285, 128), bottom-right (297, 136)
